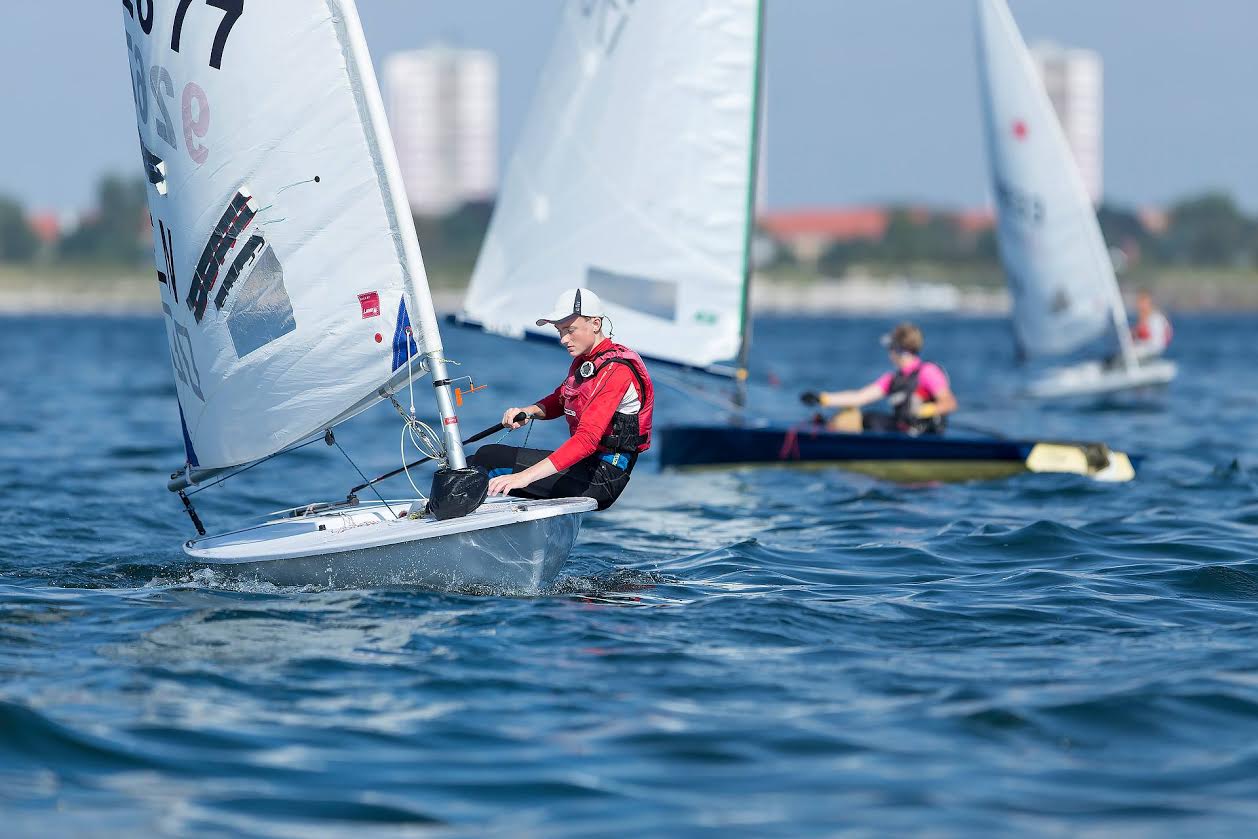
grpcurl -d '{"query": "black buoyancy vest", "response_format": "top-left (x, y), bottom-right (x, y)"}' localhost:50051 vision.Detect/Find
top-left (887, 362), bottom-right (946, 435)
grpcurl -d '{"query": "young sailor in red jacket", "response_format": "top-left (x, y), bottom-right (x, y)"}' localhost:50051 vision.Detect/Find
top-left (469, 288), bottom-right (654, 510)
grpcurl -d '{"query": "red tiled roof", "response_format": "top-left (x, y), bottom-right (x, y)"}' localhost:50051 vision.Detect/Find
top-left (955, 208), bottom-right (995, 234)
top-left (759, 208), bottom-right (889, 242)
top-left (27, 212), bottom-right (61, 245)
top-left (1138, 207), bottom-right (1169, 235)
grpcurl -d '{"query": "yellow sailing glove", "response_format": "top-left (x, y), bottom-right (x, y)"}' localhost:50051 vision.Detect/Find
top-left (917, 403), bottom-right (940, 419)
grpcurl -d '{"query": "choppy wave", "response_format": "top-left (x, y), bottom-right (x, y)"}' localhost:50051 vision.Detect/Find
top-left (2, 315), bottom-right (1257, 836)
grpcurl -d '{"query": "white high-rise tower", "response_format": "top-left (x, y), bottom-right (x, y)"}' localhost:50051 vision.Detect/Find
top-left (384, 47), bottom-right (498, 216)
top-left (1030, 41), bottom-right (1103, 205)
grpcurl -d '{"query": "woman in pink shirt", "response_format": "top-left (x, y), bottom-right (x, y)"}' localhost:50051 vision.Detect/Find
top-left (801, 323), bottom-right (958, 435)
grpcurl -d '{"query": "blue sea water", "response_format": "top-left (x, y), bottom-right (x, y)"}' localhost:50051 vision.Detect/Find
top-left (1, 312), bottom-right (1257, 837)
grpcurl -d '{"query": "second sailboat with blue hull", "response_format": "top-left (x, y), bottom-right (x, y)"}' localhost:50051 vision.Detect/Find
top-left (451, 0), bottom-right (1143, 482)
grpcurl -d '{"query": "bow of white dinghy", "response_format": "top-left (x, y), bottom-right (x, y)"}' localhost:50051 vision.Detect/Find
top-left (183, 496), bottom-right (598, 591)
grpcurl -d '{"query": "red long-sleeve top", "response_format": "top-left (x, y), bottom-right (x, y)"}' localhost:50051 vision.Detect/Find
top-left (535, 341), bottom-right (638, 471)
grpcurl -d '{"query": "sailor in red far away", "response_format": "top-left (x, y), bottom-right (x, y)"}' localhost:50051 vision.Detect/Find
top-left (1130, 290), bottom-right (1172, 360)
top-left (469, 288), bottom-right (654, 510)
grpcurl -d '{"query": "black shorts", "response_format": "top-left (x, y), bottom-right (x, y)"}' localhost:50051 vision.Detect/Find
top-left (468, 444), bottom-right (635, 511)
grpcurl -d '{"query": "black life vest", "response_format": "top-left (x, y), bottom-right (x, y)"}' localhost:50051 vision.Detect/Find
top-left (887, 361), bottom-right (946, 435)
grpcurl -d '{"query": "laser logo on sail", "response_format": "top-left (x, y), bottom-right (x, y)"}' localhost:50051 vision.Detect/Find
top-left (213, 234), bottom-right (265, 311)
top-left (186, 188), bottom-right (258, 322)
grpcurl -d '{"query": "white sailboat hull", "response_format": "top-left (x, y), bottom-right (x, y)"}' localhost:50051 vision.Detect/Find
top-left (1025, 358), bottom-right (1177, 400)
top-left (184, 496), bottom-right (597, 591)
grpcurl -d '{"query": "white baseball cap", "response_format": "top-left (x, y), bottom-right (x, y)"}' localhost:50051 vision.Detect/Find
top-left (535, 287), bottom-right (605, 326)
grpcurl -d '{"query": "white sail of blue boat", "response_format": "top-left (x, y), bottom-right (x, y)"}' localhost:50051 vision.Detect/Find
top-left (120, 0), bottom-right (595, 589)
top-left (973, 0), bottom-right (1176, 398)
top-left (457, 0), bottom-right (763, 376)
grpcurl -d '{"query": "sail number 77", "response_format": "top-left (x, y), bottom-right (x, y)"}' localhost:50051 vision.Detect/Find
top-left (123, 0), bottom-right (244, 71)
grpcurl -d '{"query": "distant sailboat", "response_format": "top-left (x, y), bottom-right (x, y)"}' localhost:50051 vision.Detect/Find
top-left (455, 0), bottom-right (762, 380)
top-left (121, 0), bottom-right (594, 589)
top-left (973, 0), bottom-right (1176, 399)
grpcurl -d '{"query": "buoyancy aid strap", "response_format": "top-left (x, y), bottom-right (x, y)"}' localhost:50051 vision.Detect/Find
top-left (592, 357), bottom-right (649, 403)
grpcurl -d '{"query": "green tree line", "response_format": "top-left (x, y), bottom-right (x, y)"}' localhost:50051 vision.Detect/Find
top-left (0, 175), bottom-right (492, 280)
top-left (3, 175), bottom-right (1257, 279)
top-left (0, 176), bottom-right (150, 266)
top-left (806, 193), bottom-right (1258, 276)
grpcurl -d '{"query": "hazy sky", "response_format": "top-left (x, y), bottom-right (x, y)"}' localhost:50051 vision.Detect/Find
top-left (5, 1), bottom-right (1257, 213)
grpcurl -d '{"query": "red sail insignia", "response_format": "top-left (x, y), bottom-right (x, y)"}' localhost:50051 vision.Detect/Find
top-left (358, 292), bottom-right (381, 319)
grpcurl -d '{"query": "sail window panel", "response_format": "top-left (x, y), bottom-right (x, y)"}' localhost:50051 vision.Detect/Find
top-left (224, 246), bottom-right (297, 359)
top-left (586, 267), bottom-right (679, 322)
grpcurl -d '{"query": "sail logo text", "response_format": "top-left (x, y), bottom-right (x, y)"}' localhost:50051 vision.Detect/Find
top-left (125, 33), bottom-right (213, 168)
top-left (994, 178), bottom-right (1045, 226)
top-left (359, 292), bottom-right (382, 319)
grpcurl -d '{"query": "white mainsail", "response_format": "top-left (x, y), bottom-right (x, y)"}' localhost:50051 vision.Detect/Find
top-left (974, 0), bottom-right (1131, 362)
top-left (461, 0), bottom-right (763, 372)
top-left (121, 0), bottom-right (463, 475)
